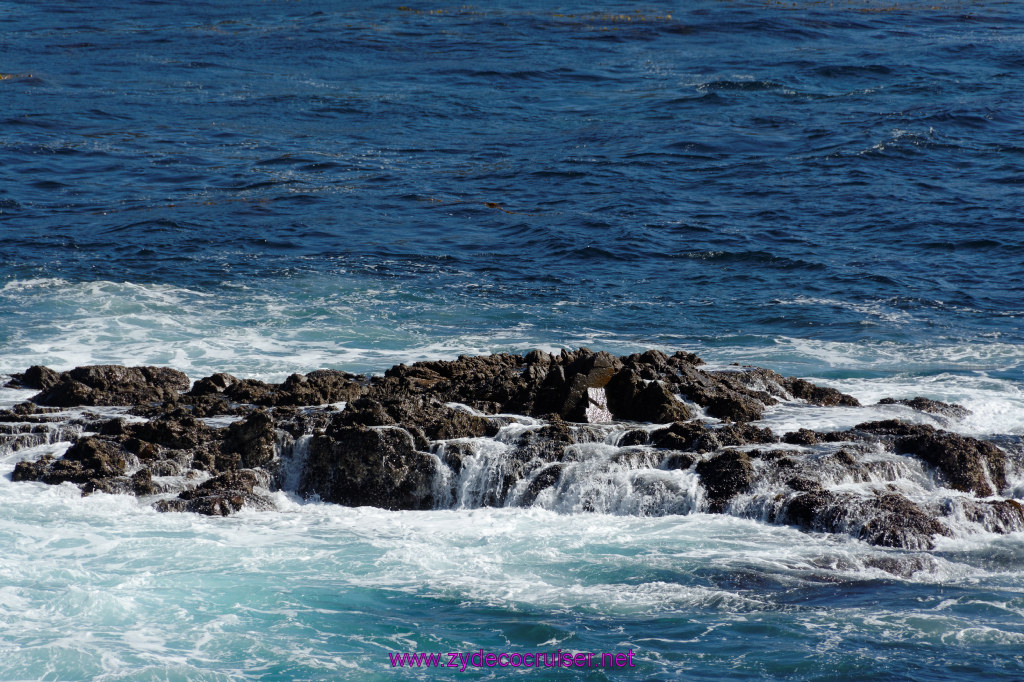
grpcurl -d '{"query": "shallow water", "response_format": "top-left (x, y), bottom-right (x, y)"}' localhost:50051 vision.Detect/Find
top-left (2, 0), bottom-right (1023, 678)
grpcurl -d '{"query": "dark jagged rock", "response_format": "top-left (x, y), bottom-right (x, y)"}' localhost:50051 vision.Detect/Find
top-left (10, 456), bottom-right (52, 483)
top-left (896, 429), bottom-right (1006, 496)
top-left (748, 449), bottom-right (803, 465)
top-left (531, 350), bottom-right (619, 421)
top-left (617, 429), bottom-right (650, 447)
top-left (709, 369), bottom-right (783, 408)
top-left (662, 364), bottom-right (773, 422)
top-left (383, 348), bottom-right (678, 423)
top-left (715, 423), bottom-right (777, 446)
top-left (782, 428), bottom-right (858, 446)
top-left (123, 412), bottom-right (223, 472)
top-left (677, 369), bottom-right (767, 421)
top-left (958, 499), bottom-right (1024, 534)
top-left (2, 402), bottom-right (62, 418)
top-left (855, 420), bottom-right (1006, 496)
top-left (662, 451), bottom-right (697, 470)
top-left (337, 396), bottom-right (396, 427)
top-left (831, 449), bottom-right (858, 467)
top-left (222, 410), bottom-right (277, 469)
top-left (704, 394), bottom-right (764, 422)
top-left (603, 368), bottom-right (644, 416)
top-left (299, 425), bottom-right (436, 510)
top-left (519, 463), bottom-right (563, 506)
top-left (189, 372), bottom-right (238, 396)
top-left (128, 412), bottom-right (210, 451)
top-left (13, 436), bottom-right (135, 486)
top-left (605, 369), bottom-right (692, 423)
top-left (384, 351), bottom-right (527, 414)
top-left (783, 428), bottom-right (819, 445)
top-left (11, 411), bottom-right (222, 495)
top-left (30, 365), bottom-right (190, 407)
top-left (337, 393), bottom-right (497, 444)
top-left (878, 396), bottom-right (971, 419)
top-left (127, 393), bottom-right (246, 419)
top-left (274, 406), bottom-right (336, 440)
top-left (266, 370), bottom-right (364, 407)
top-left (783, 378), bottom-right (860, 407)
top-left (650, 421), bottom-right (720, 453)
top-left (131, 469), bottom-right (158, 496)
top-left (55, 436), bottom-right (134, 477)
top-left (155, 469), bottom-right (275, 516)
top-left (438, 440), bottom-right (475, 476)
top-left (367, 347), bottom-right (851, 426)
top-left (555, 350), bottom-right (622, 422)
top-left (189, 369), bottom-right (362, 412)
top-left (786, 476), bottom-right (823, 493)
top-left (223, 378), bottom-right (275, 404)
top-left (81, 476), bottom-right (135, 496)
top-left (853, 419), bottom-right (920, 437)
top-left (695, 450), bottom-right (754, 512)
top-left (782, 490), bottom-right (949, 550)
top-left (5, 365), bottom-right (61, 390)
top-left (619, 349), bottom-right (681, 381)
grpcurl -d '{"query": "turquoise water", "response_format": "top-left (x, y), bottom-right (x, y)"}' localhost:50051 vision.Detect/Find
top-left (2, 0), bottom-right (1024, 678)
top-left (2, 474), bottom-right (1024, 680)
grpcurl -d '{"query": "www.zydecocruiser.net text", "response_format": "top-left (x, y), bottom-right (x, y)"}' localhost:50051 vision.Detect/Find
top-left (389, 649), bottom-right (637, 671)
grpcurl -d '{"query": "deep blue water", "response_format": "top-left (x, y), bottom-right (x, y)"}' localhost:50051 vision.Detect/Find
top-left (3, 0), bottom-right (1023, 374)
top-left (2, 1), bottom-right (1024, 679)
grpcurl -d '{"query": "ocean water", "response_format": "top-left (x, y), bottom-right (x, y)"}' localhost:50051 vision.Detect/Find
top-left (2, 0), bottom-right (1023, 679)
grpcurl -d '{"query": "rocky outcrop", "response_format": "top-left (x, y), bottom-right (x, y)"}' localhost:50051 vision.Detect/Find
top-left (877, 396), bottom-right (971, 419)
top-left (298, 424), bottom-right (437, 509)
top-left (695, 450), bottom-right (754, 512)
top-left (783, 377), bottom-right (860, 407)
top-left (854, 421), bottom-right (1005, 496)
top-left (12, 436), bottom-right (136, 487)
top-left (30, 366), bottom-right (190, 407)
top-left (782, 489), bottom-right (950, 550)
top-left (207, 370), bottom-right (365, 408)
top-left (605, 368), bottom-right (692, 423)
top-left (154, 470), bottom-right (275, 516)
top-left (4, 349), bottom-right (1020, 553)
top-left (4, 365), bottom-right (61, 391)
top-left (222, 410), bottom-right (277, 469)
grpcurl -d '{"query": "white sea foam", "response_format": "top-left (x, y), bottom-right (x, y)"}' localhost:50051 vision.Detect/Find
top-left (3, 280), bottom-right (1021, 432)
top-left (1, 462), bottom-right (1022, 681)
top-left (772, 295), bottom-right (916, 324)
top-left (749, 373), bottom-right (1024, 438)
top-left (700, 337), bottom-right (1024, 437)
